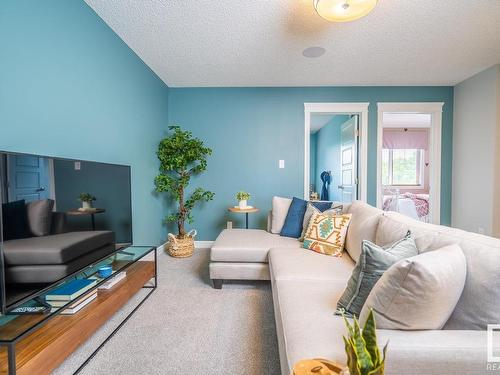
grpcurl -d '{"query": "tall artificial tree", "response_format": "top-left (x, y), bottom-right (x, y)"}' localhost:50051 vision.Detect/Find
top-left (155, 126), bottom-right (215, 238)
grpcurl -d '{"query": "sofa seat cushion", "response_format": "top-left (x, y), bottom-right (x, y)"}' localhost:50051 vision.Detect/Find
top-left (3, 231), bottom-right (115, 265)
top-left (210, 229), bottom-right (301, 262)
top-left (269, 247), bottom-right (355, 282)
top-left (5, 243), bottom-right (116, 284)
top-left (273, 279), bottom-right (349, 372)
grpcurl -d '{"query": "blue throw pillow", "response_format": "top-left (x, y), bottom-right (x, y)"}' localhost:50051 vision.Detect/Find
top-left (280, 197), bottom-right (308, 238)
top-left (310, 201), bottom-right (333, 212)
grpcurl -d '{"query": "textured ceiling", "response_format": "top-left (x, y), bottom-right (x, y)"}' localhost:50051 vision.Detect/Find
top-left (85, 0), bottom-right (500, 87)
top-left (311, 114), bottom-right (336, 133)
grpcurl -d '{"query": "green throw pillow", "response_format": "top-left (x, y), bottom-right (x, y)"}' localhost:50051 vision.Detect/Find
top-left (336, 231), bottom-right (417, 317)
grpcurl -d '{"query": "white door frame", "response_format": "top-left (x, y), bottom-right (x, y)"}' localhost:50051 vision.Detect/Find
top-left (304, 103), bottom-right (369, 202)
top-left (376, 102), bottom-right (444, 224)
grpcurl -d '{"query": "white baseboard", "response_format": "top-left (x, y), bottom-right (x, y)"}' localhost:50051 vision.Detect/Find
top-left (157, 242), bottom-right (168, 253)
top-left (195, 241), bottom-right (214, 249)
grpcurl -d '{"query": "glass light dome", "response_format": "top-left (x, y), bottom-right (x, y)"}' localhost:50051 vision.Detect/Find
top-left (313, 0), bottom-right (378, 22)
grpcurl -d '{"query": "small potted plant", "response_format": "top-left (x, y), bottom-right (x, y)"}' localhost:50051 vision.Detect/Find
top-left (292, 310), bottom-right (387, 375)
top-left (236, 191), bottom-right (250, 209)
top-left (342, 309), bottom-right (387, 375)
top-left (79, 193), bottom-right (96, 210)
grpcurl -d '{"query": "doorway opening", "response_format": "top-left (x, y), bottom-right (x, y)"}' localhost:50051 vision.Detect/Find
top-left (376, 103), bottom-right (444, 224)
top-left (304, 103), bottom-right (369, 204)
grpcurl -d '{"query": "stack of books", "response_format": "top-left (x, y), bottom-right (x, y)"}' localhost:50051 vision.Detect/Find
top-left (46, 278), bottom-right (98, 314)
top-left (98, 271), bottom-right (126, 290)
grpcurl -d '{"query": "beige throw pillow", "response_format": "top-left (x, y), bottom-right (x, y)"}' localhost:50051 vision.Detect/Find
top-left (271, 196), bottom-right (292, 234)
top-left (359, 244), bottom-right (466, 330)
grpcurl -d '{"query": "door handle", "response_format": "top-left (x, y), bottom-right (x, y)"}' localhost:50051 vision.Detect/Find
top-left (338, 185), bottom-right (345, 190)
top-left (36, 187), bottom-right (45, 192)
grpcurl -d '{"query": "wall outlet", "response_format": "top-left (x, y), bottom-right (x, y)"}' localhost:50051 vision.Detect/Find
top-left (227, 221), bottom-right (233, 229)
top-left (279, 159), bottom-right (285, 168)
top-left (74, 161), bottom-right (81, 170)
top-left (478, 227), bottom-right (485, 234)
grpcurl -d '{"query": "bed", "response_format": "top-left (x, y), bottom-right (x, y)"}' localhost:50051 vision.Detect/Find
top-left (383, 191), bottom-right (430, 222)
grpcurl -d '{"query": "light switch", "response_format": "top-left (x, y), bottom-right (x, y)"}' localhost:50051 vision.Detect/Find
top-left (74, 161), bottom-right (81, 170)
top-left (279, 160), bottom-right (285, 169)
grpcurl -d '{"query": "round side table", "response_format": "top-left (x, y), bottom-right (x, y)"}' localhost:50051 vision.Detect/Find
top-left (67, 208), bottom-right (106, 230)
top-left (228, 207), bottom-right (259, 229)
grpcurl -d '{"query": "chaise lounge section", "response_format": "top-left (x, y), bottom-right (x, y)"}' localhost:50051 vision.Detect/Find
top-left (3, 211), bottom-right (115, 284)
top-left (210, 200), bottom-right (500, 375)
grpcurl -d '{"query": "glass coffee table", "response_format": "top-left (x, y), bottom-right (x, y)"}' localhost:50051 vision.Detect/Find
top-left (0, 246), bottom-right (157, 375)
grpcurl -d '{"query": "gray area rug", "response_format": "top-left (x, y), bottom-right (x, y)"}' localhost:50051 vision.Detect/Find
top-left (53, 248), bottom-right (280, 375)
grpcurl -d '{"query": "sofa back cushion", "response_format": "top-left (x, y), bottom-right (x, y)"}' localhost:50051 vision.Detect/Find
top-left (26, 199), bottom-right (55, 236)
top-left (345, 201), bottom-right (383, 263)
top-left (376, 211), bottom-right (500, 330)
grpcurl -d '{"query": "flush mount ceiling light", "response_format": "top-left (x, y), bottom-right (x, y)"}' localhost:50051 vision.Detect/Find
top-left (313, 0), bottom-right (377, 22)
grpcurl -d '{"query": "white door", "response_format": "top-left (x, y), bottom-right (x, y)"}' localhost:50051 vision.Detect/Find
top-left (339, 116), bottom-right (358, 203)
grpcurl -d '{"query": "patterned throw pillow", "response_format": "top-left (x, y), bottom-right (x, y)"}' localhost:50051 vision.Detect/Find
top-left (299, 203), bottom-right (343, 241)
top-left (302, 212), bottom-right (352, 256)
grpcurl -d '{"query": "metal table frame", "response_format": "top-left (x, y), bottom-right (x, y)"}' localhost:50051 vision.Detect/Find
top-left (1, 246), bottom-right (157, 375)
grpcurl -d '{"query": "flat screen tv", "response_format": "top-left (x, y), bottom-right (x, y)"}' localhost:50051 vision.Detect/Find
top-left (0, 151), bottom-right (132, 314)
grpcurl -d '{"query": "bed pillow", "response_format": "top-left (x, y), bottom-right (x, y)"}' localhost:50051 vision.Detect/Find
top-left (303, 212), bottom-right (352, 256)
top-left (280, 197), bottom-right (308, 238)
top-left (26, 199), bottom-right (55, 236)
top-left (359, 244), bottom-right (466, 330)
top-left (2, 200), bottom-right (30, 241)
top-left (299, 203), bottom-right (343, 241)
top-left (271, 196), bottom-right (292, 234)
top-left (336, 232), bottom-right (417, 317)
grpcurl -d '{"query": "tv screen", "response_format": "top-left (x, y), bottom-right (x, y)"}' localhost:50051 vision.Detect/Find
top-left (0, 151), bottom-right (132, 313)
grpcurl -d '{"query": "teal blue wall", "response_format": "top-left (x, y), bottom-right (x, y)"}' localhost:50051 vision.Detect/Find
top-left (0, 1), bottom-right (456, 243)
top-left (53, 159), bottom-right (132, 243)
top-left (0, 0), bottom-right (170, 245)
top-left (168, 87), bottom-right (454, 240)
top-left (314, 115), bottom-right (350, 201)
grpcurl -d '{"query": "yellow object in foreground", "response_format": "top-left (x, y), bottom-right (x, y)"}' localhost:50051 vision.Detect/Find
top-left (292, 358), bottom-right (345, 375)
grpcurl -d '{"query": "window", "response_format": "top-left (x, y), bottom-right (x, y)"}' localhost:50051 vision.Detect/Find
top-left (382, 149), bottom-right (423, 186)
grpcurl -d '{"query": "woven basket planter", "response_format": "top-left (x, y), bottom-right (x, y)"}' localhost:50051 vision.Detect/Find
top-left (167, 229), bottom-right (197, 258)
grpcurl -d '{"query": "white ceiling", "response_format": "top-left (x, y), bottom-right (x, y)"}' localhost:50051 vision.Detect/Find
top-left (310, 113), bottom-right (337, 133)
top-left (85, 0), bottom-right (500, 87)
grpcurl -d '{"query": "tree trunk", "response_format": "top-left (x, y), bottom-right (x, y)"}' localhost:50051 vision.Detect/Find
top-left (177, 185), bottom-right (186, 238)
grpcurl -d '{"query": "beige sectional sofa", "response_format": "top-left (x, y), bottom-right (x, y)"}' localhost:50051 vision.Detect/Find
top-left (210, 201), bottom-right (500, 374)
